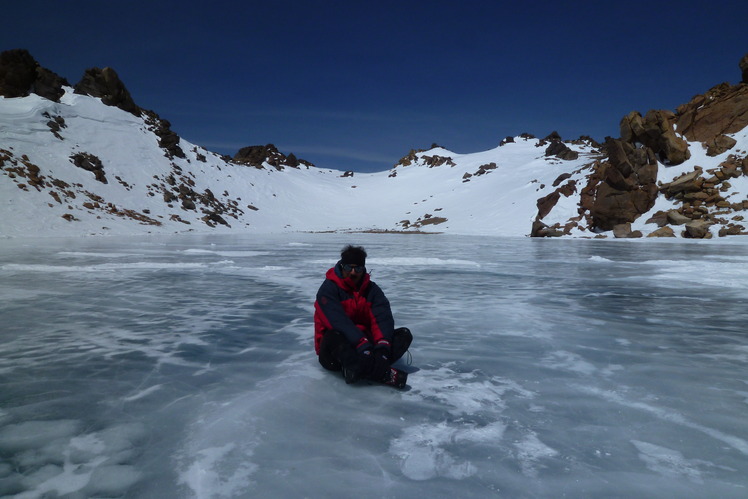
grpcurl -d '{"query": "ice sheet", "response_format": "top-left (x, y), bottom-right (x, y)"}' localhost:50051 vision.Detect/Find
top-left (1, 233), bottom-right (747, 498)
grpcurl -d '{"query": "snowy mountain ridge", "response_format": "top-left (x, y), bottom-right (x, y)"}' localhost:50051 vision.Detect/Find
top-left (2, 50), bottom-right (748, 239)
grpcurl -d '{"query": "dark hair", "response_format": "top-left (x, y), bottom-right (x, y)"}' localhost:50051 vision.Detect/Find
top-left (340, 245), bottom-right (367, 266)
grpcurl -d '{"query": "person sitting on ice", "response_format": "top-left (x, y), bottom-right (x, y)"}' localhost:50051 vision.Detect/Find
top-left (314, 244), bottom-right (412, 386)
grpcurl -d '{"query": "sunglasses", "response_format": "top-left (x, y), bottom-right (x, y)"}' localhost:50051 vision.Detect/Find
top-left (341, 263), bottom-right (365, 273)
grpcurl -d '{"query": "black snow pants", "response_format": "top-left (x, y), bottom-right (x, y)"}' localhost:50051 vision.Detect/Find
top-left (318, 327), bottom-right (412, 372)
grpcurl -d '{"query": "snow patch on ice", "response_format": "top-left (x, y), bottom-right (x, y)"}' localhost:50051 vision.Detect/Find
top-left (404, 364), bottom-right (534, 416)
top-left (514, 431), bottom-right (559, 477)
top-left (389, 364), bottom-right (532, 481)
top-left (389, 422), bottom-right (494, 480)
top-left (588, 255), bottom-right (613, 263)
top-left (542, 350), bottom-right (598, 376)
top-left (631, 440), bottom-right (713, 483)
top-left (177, 443), bottom-right (258, 498)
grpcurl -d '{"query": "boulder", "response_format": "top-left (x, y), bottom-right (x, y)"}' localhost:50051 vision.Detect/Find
top-left (666, 210), bottom-right (691, 225)
top-left (74, 67), bottom-right (140, 116)
top-left (660, 168), bottom-right (704, 198)
top-left (706, 134), bottom-right (738, 156)
top-left (659, 128), bottom-right (691, 165)
top-left (719, 224), bottom-right (747, 237)
top-left (530, 220), bottom-right (564, 237)
top-left (644, 210), bottom-right (668, 227)
top-left (544, 140), bottom-right (579, 160)
top-left (552, 172), bottom-right (572, 187)
top-left (684, 219), bottom-right (713, 239)
top-left (647, 226), bottom-right (676, 238)
top-left (536, 191), bottom-right (560, 220)
top-left (613, 223), bottom-right (643, 238)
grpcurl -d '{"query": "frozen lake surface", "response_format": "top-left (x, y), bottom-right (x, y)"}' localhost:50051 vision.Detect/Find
top-left (1, 233), bottom-right (747, 498)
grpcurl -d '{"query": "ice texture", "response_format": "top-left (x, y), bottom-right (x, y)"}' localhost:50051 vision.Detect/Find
top-left (1, 233), bottom-right (748, 498)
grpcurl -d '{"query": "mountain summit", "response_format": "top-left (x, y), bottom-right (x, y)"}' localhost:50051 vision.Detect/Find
top-left (2, 49), bottom-right (747, 239)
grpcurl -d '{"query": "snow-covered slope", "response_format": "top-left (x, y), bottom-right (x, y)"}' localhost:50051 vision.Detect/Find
top-left (0, 87), bottom-right (595, 237)
top-left (2, 85), bottom-right (747, 239)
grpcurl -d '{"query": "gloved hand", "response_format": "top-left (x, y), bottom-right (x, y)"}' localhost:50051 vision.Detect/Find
top-left (371, 340), bottom-right (391, 381)
top-left (355, 340), bottom-right (374, 380)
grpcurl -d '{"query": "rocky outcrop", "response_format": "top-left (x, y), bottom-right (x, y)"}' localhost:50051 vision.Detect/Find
top-left (582, 138), bottom-right (659, 231)
top-left (541, 132), bottom-right (579, 161)
top-left (654, 154), bottom-right (748, 238)
top-left (674, 59), bottom-right (748, 150)
top-left (535, 54), bottom-right (748, 237)
top-left (462, 163), bottom-right (497, 182)
top-left (394, 145), bottom-right (454, 168)
top-left (233, 144), bottom-right (312, 170)
top-left (595, 53), bottom-right (748, 235)
top-left (531, 220), bottom-right (565, 237)
top-left (74, 67), bottom-right (140, 116)
top-left (70, 152), bottom-right (107, 184)
top-left (530, 173), bottom-right (581, 237)
top-left (545, 140), bottom-right (579, 161)
top-left (141, 110), bottom-right (185, 159)
top-left (0, 49), bottom-right (68, 102)
top-left (620, 110), bottom-right (690, 165)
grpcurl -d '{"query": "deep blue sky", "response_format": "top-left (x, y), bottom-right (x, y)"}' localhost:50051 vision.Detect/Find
top-left (4, 1), bottom-right (747, 172)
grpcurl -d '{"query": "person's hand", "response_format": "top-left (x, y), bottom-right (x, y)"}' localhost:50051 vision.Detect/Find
top-left (371, 340), bottom-right (391, 381)
top-left (355, 341), bottom-right (374, 380)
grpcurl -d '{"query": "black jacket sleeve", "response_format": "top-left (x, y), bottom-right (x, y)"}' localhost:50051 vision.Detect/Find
top-left (366, 282), bottom-right (395, 342)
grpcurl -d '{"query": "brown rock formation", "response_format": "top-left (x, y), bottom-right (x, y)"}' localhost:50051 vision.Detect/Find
top-left (0, 49), bottom-right (68, 101)
top-left (585, 138), bottom-right (659, 231)
top-left (655, 154), bottom-right (748, 238)
top-left (74, 67), bottom-right (140, 116)
top-left (620, 110), bottom-right (690, 165)
top-left (234, 144), bottom-right (312, 170)
top-left (647, 226), bottom-right (675, 238)
top-left (674, 53), bottom-right (748, 148)
top-left (141, 110), bottom-right (185, 159)
top-left (544, 140), bottom-right (579, 161)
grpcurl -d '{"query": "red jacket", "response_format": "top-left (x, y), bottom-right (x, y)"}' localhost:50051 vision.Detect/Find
top-left (314, 265), bottom-right (395, 354)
